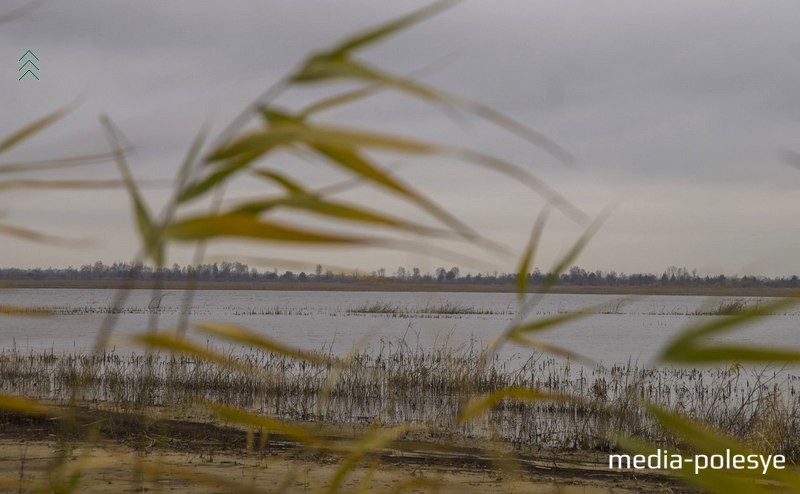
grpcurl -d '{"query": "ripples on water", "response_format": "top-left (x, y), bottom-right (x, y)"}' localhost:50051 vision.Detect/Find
top-left (1, 289), bottom-right (798, 365)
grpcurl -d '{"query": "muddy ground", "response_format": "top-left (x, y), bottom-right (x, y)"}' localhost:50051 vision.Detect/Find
top-left (0, 408), bottom-right (695, 493)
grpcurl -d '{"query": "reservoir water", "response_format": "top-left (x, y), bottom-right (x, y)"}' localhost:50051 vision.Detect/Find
top-left (1, 288), bottom-right (797, 367)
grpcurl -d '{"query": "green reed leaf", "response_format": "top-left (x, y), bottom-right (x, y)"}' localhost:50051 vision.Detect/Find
top-left (0, 179), bottom-right (123, 191)
top-left (100, 115), bottom-right (159, 263)
top-left (659, 297), bottom-right (800, 364)
top-left (173, 124), bottom-right (209, 198)
top-left (506, 334), bottom-right (592, 363)
top-left (179, 150), bottom-right (262, 203)
top-left (0, 393), bottom-right (57, 415)
top-left (615, 436), bottom-right (770, 494)
top-left (209, 403), bottom-right (332, 450)
top-left (0, 152), bottom-right (120, 175)
top-left (326, 0), bottom-right (458, 57)
top-left (299, 83), bottom-right (387, 118)
top-left (507, 301), bottom-right (624, 338)
top-left (163, 213), bottom-right (372, 244)
top-left (133, 333), bottom-right (248, 371)
top-left (209, 118), bottom-right (436, 162)
top-left (194, 322), bottom-right (334, 365)
top-left (312, 144), bottom-right (479, 238)
top-left (631, 403), bottom-right (800, 492)
top-left (205, 125), bottom-right (302, 162)
top-left (516, 208), bottom-right (550, 302)
top-left (458, 388), bottom-right (567, 424)
top-left (543, 208), bottom-right (610, 288)
top-left (0, 305), bottom-right (51, 316)
top-left (0, 107), bottom-right (69, 153)
top-left (229, 194), bottom-right (443, 236)
top-left (328, 424), bottom-right (417, 494)
top-left (0, 223), bottom-right (84, 245)
top-left (292, 56), bottom-right (576, 165)
top-left (138, 461), bottom-right (260, 494)
top-left (252, 169), bottom-right (306, 194)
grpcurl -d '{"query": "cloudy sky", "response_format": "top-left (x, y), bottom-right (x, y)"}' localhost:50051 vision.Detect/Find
top-left (2, 0), bottom-right (800, 276)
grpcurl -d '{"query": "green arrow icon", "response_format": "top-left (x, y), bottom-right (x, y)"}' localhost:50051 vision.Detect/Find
top-left (19, 70), bottom-right (39, 81)
top-left (18, 50), bottom-right (39, 62)
top-left (18, 60), bottom-right (39, 72)
top-left (18, 50), bottom-right (41, 81)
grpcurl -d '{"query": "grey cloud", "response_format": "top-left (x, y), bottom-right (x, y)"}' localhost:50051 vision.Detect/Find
top-left (2, 1), bottom-right (800, 273)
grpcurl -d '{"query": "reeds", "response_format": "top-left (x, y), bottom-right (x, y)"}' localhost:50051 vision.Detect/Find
top-left (2, 345), bottom-right (796, 458)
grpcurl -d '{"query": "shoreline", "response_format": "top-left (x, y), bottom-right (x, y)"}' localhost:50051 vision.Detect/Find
top-left (4, 279), bottom-right (799, 297)
top-left (0, 407), bottom-right (696, 493)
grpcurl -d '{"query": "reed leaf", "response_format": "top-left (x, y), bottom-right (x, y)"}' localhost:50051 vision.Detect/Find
top-left (292, 55), bottom-right (576, 165)
top-left (178, 150), bottom-right (263, 203)
top-left (0, 153), bottom-right (120, 174)
top-left (100, 115), bottom-right (159, 263)
top-left (516, 207), bottom-right (550, 302)
top-left (229, 194), bottom-right (445, 236)
top-left (659, 297), bottom-right (800, 364)
top-left (328, 424), bottom-right (417, 494)
top-left (133, 333), bottom-right (248, 371)
top-left (458, 388), bottom-right (567, 424)
top-left (632, 403), bottom-right (800, 492)
top-left (616, 436), bottom-right (770, 494)
top-left (0, 305), bottom-right (51, 316)
top-left (299, 83), bottom-right (387, 118)
top-left (0, 179), bottom-right (123, 191)
top-left (194, 321), bottom-right (334, 365)
top-left (0, 106), bottom-right (69, 153)
top-left (0, 393), bottom-right (56, 415)
top-left (209, 402), bottom-right (332, 451)
top-left (162, 213), bottom-right (372, 244)
top-left (0, 223), bottom-right (84, 244)
top-left (325, 0), bottom-right (458, 57)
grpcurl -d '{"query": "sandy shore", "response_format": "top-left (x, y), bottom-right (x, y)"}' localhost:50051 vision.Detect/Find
top-left (0, 408), bottom-right (694, 493)
top-left (0, 439), bottom-right (693, 493)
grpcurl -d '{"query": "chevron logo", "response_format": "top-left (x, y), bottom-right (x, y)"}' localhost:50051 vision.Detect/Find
top-left (18, 50), bottom-right (40, 81)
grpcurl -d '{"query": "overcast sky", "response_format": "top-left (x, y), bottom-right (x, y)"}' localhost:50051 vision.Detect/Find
top-left (2, 0), bottom-right (800, 276)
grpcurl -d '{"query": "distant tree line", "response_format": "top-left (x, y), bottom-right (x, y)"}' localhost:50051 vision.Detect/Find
top-left (1, 261), bottom-right (799, 289)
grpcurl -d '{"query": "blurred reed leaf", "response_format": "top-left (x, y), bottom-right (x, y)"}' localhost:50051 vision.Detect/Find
top-left (458, 388), bottom-right (567, 424)
top-left (0, 393), bottom-right (58, 415)
top-left (504, 334), bottom-right (589, 362)
top-left (0, 106), bottom-right (68, 154)
top-left (0, 305), bottom-right (51, 316)
top-left (616, 436), bottom-right (766, 494)
top-left (209, 113), bottom-right (437, 160)
top-left (0, 179), bottom-right (123, 191)
top-left (659, 297), bottom-right (800, 364)
top-left (138, 461), bottom-right (259, 494)
top-left (210, 402), bottom-right (332, 451)
top-left (327, 423), bottom-right (418, 494)
top-left (298, 82), bottom-right (387, 118)
top-left (100, 115), bottom-right (160, 264)
top-left (324, 0), bottom-right (458, 57)
top-left (194, 321), bottom-right (335, 366)
top-left (133, 333), bottom-right (250, 371)
top-left (543, 209), bottom-right (609, 288)
top-left (291, 23), bottom-right (576, 165)
top-left (177, 151), bottom-right (261, 204)
top-left (229, 193), bottom-right (451, 237)
top-left (621, 403), bottom-right (800, 492)
top-left (0, 223), bottom-right (86, 245)
top-left (0, 152), bottom-right (122, 175)
top-left (515, 207), bottom-right (550, 302)
top-left (162, 214), bottom-right (372, 244)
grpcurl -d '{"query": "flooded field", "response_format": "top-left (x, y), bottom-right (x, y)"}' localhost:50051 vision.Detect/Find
top-left (1, 288), bottom-right (799, 453)
top-left (1, 289), bottom-right (799, 364)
